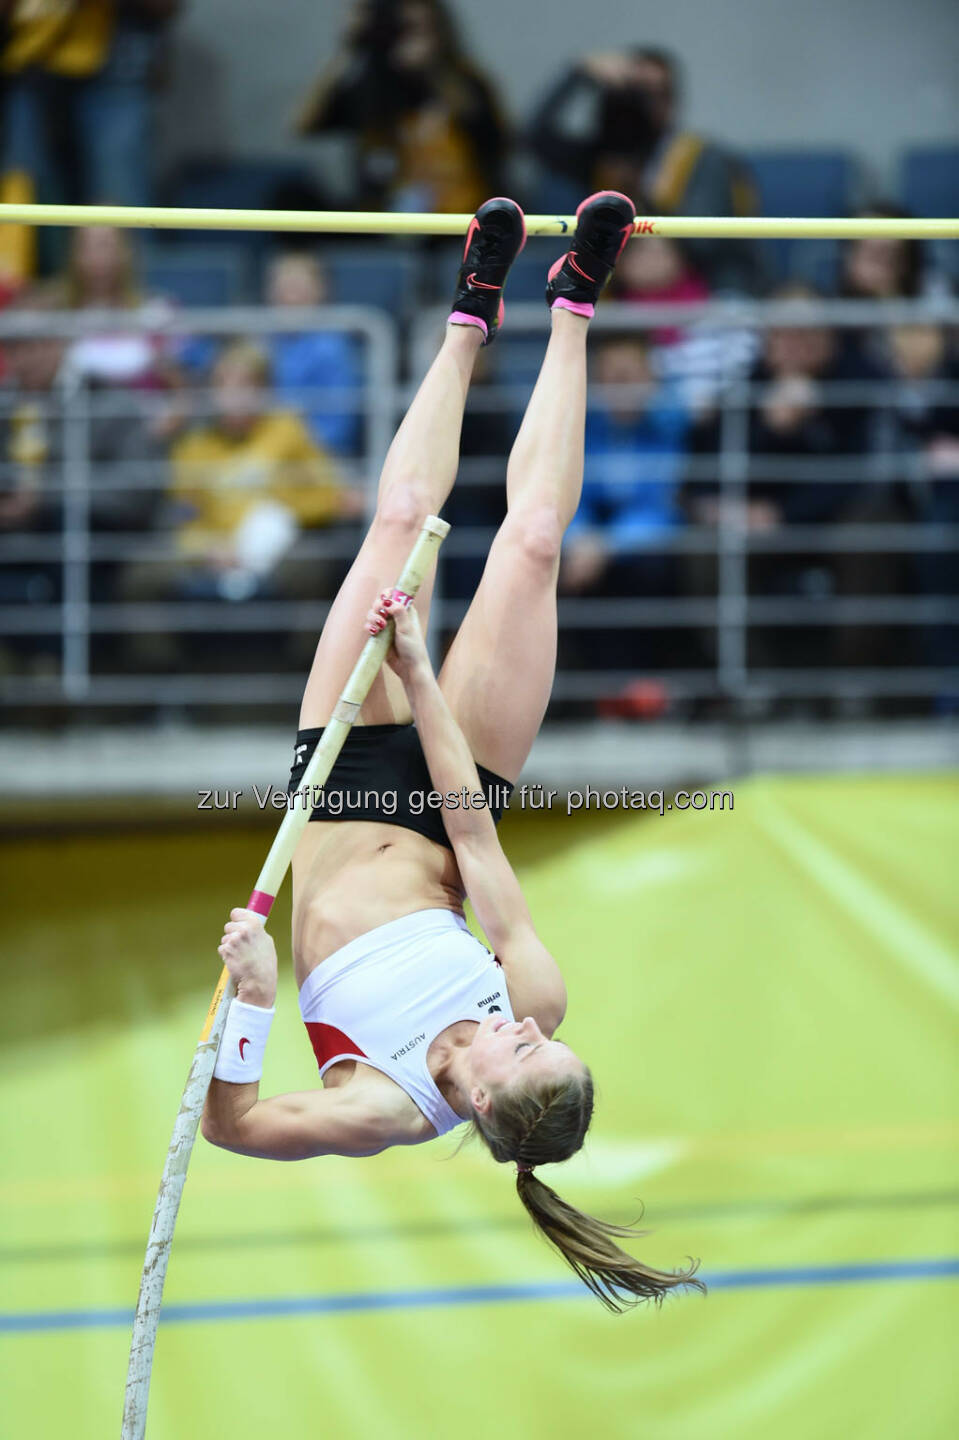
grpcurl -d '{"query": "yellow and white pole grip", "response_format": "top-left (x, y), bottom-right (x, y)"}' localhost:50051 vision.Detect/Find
top-left (121, 515), bottom-right (449, 1440)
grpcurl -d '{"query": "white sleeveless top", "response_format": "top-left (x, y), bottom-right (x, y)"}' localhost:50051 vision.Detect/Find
top-left (298, 908), bottom-right (515, 1137)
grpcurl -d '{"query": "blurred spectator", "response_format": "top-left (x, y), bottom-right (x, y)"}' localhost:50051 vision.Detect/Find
top-left (264, 252), bottom-right (362, 455)
top-left (609, 232), bottom-right (709, 345)
top-left (50, 225), bottom-right (174, 388)
top-left (0, 2), bottom-right (180, 285)
top-left (841, 206), bottom-right (925, 304)
top-left (685, 284), bottom-right (900, 685)
top-left (173, 252), bottom-right (363, 454)
top-left (836, 203), bottom-right (955, 386)
top-left (123, 340), bottom-right (360, 615)
top-left (609, 228), bottom-right (760, 411)
top-left (527, 48), bottom-right (761, 293)
top-left (840, 203), bottom-right (955, 304)
top-left (689, 284), bottom-right (880, 525)
top-left (883, 323), bottom-right (959, 700)
top-left (0, 286), bottom-right (166, 525)
top-left (0, 287), bottom-right (165, 674)
top-left (296, 0), bottom-right (507, 212)
top-left (0, 304), bottom-right (63, 649)
top-left (560, 334), bottom-right (690, 707)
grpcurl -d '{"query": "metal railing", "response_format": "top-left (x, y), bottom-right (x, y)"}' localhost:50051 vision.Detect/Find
top-left (415, 298), bottom-right (959, 707)
top-left (0, 297), bottom-right (957, 716)
top-left (0, 305), bottom-right (396, 705)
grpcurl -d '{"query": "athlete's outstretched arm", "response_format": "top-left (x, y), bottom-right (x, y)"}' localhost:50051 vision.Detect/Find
top-left (201, 911), bottom-right (392, 1160)
top-left (368, 597), bottom-right (566, 1028)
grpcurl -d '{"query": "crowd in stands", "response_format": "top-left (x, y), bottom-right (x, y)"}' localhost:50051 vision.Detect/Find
top-left (0, 236), bottom-right (366, 680)
top-left (0, 1), bottom-right (179, 286)
top-left (0, 1), bottom-right (956, 715)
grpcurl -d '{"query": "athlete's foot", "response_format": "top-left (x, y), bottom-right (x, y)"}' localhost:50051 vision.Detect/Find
top-left (545, 191), bottom-right (636, 319)
top-left (448, 197), bottom-right (527, 345)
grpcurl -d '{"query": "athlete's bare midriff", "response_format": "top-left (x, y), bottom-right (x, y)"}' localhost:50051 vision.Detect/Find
top-left (290, 818), bottom-right (465, 989)
top-left (291, 819), bottom-right (478, 1138)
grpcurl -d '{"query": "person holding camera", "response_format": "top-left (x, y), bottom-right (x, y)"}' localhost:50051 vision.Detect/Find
top-left (528, 48), bottom-right (761, 294)
top-left (296, 0), bottom-right (508, 213)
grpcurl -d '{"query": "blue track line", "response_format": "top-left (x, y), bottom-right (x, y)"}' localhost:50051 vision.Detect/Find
top-left (2, 1258), bottom-right (957, 1335)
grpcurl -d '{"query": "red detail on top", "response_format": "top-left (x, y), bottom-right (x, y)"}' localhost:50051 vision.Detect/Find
top-left (635, 219), bottom-right (656, 235)
top-left (306, 1021), bottom-right (368, 1071)
top-left (390, 588), bottom-right (414, 608)
top-left (238, 1037), bottom-right (250, 1060)
top-left (462, 216), bottom-right (479, 261)
top-left (247, 889), bottom-right (275, 917)
top-left (568, 253), bottom-right (597, 283)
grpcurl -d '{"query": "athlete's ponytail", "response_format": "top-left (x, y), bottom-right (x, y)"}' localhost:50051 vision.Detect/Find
top-left (514, 1167), bottom-right (704, 1311)
top-left (469, 1065), bottom-right (704, 1312)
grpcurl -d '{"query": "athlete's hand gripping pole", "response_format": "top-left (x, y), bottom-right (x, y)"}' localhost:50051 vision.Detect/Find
top-left (121, 515), bottom-right (450, 1440)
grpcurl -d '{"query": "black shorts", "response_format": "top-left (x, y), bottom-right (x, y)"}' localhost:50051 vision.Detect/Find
top-left (288, 723), bottom-right (513, 851)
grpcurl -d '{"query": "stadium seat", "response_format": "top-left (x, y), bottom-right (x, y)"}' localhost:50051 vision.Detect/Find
top-left (164, 157), bottom-right (325, 217)
top-left (530, 171), bottom-right (584, 219)
top-left (901, 147), bottom-right (959, 284)
top-left (901, 147), bottom-right (959, 218)
top-left (143, 248), bottom-right (245, 307)
top-left (323, 249), bottom-right (419, 319)
top-left (746, 150), bottom-right (855, 218)
top-left (504, 252), bottom-right (557, 303)
top-left (159, 159), bottom-right (328, 294)
top-left (744, 149), bottom-right (858, 286)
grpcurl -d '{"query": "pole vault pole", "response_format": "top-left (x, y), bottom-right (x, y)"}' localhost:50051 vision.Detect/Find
top-left (121, 516), bottom-right (450, 1440)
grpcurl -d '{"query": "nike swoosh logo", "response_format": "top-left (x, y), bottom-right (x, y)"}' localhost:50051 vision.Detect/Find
top-left (466, 273), bottom-right (501, 291)
top-left (567, 253), bottom-right (597, 282)
top-left (238, 1037), bottom-right (250, 1060)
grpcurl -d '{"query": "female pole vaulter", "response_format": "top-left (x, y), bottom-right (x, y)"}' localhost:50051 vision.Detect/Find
top-left (203, 192), bottom-right (702, 1310)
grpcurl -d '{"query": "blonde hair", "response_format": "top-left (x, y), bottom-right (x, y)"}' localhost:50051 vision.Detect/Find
top-left (268, 251), bottom-right (326, 287)
top-left (62, 226), bottom-right (141, 309)
top-left (213, 340), bottom-right (273, 387)
top-left (469, 1069), bottom-right (705, 1312)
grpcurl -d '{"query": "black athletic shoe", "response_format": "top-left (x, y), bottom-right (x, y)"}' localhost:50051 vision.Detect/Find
top-left (545, 190), bottom-right (636, 316)
top-left (448, 197), bottom-right (527, 345)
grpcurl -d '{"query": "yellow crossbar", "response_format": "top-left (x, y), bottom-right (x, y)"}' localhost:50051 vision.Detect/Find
top-left (0, 203), bottom-right (956, 240)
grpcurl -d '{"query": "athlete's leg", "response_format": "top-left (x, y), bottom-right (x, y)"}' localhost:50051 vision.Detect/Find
top-left (299, 325), bottom-right (481, 727)
top-left (438, 309), bottom-right (587, 778)
top-left (439, 193), bottom-right (635, 780)
top-left (299, 199), bottom-right (526, 728)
